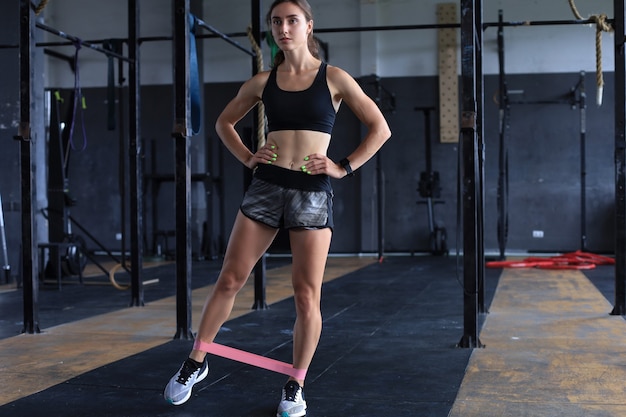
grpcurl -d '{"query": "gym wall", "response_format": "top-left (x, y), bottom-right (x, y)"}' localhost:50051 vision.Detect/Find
top-left (29, 69), bottom-right (615, 258)
top-left (0, 0), bottom-right (617, 269)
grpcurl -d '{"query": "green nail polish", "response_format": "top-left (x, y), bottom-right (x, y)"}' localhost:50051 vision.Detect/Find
top-left (306, 170), bottom-right (312, 175)
top-left (270, 145), bottom-right (276, 149)
top-left (267, 160), bottom-right (272, 164)
top-left (272, 153), bottom-right (277, 158)
top-left (272, 157), bottom-right (277, 161)
top-left (301, 165), bottom-right (306, 170)
top-left (304, 156), bottom-right (310, 161)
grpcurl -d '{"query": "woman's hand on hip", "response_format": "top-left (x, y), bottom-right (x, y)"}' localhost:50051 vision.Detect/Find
top-left (300, 153), bottom-right (345, 178)
top-left (248, 144), bottom-right (278, 169)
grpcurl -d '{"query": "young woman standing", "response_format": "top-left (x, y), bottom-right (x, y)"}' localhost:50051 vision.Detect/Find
top-left (164, 1), bottom-right (391, 416)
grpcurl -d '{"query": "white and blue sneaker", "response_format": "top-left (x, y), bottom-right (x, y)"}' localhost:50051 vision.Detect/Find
top-left (277, 380), bottom-right (307, 417)
top-left (164, 357), bottom-right (209, 405)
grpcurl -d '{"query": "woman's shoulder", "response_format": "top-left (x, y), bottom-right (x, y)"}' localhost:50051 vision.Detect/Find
top-left (238, 70), bottom-right (272, 97)
top-left (325, 64), bottom-right (349, 78)
top-left (325, 64), bottom-right (359, 92)
top-left (326, 64), bottom-right (358, 84)
top-left (250, 69), bottom-right (272, 85)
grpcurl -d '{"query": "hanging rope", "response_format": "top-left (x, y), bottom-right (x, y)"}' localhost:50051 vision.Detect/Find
top-left (69, 40), bottom-right (88, 154)
top-left (568, 0), bottom-right (613, 106)
top-left (34, 0), bottom-right (49, 15)
top-left (246, 26), bottom-right (266, 150)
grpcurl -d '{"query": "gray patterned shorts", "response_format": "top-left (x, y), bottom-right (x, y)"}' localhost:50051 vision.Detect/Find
top-left (240, 164), bottom-right (334, 230)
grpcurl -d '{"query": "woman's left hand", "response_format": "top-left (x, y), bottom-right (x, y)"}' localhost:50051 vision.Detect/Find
top-left (300, 153), bottom-right (347, 179)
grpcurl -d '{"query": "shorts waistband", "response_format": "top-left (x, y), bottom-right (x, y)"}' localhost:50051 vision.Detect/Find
top-left (254, 164), bottom-right (332, 192)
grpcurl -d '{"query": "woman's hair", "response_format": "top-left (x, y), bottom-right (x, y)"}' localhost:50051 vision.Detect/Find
top-left (266, 0), bottom-right (320, 67)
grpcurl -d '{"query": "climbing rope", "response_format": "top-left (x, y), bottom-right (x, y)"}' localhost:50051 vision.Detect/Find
top-left (33, 0), bottom-right (49, 15)
top-left (567, 0), bottom-right (613, 106)
top-left (246, 26), bottom-right (267, 150)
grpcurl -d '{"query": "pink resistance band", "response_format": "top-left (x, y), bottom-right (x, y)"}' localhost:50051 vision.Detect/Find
top-left (194, 340), bottom-right (308, 380)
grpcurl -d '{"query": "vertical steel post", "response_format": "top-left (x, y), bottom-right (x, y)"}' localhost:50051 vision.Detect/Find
top-left (128, 0), bottom-right (144, 307)
top-left (458, 0), bottom-right (482, 348)
top-left (17, 0), bottom-right (40, 334)
top-left (376, 82), bottom-right (385, 262)
top-left (47, 90), bottom-right (68, 279)
top-left (579, 71), bottom-right (587, 252)
top-left (173, 0), bottom-right (193, 338)
top-left (0, 193), bottom-right (10, 283)
top-left (376, 152), bottom-right (385, 262)
top-left (496, 10), bottom-right (508, 261)
top-left (475, 0), bottom-right (486, 314)
top-left (612, 0), bottom-right (626, 316)
top-left (251, 0), bottom-right (268, 310)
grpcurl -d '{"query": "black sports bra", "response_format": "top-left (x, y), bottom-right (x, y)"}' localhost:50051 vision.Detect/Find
top-left (262, 62), bottom-right (336, 134)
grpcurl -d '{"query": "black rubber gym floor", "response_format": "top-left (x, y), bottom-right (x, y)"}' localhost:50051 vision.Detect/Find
top-left (0, 256), bottom-right (624, 417)
top-left (0, 255), bottom-right (536, 417)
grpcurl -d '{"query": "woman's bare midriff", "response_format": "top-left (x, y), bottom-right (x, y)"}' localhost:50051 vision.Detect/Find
top-left (266, 130), bottom-right (331, 171)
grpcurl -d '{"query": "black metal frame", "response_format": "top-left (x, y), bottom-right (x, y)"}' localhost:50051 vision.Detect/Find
top-left (172, 0), bottom-right (194, 339)
top-left (35, 22), bottom-right (131, 62)
top-left (14, 2), bottom-right (625, 341)
top-left (249, 0), bottom-right (267, 311)
top-left (415, 107), bottom-right (448, 256)
top-left (496, 10), bottom-right (509, 261)
top-left (372, 76), bottom-right (395, 262)
top-left (458, 0), bottom-right (484, 349)
top-left (612, 0), bottom-right (626, 316)
top-left (195, 17), bottom-right (256, 57)
top-left (16, 0), bottom-right (40, 334)
top-left (16, 1), bottom-right (136, 333)
top-left (457, 2), bottom-right (625, 348)
top-left (161, 0), bottom-right (626, 346)
top-left (171, 0), bottom-right (264, 337)
top-left (496, 12), bottom-right (589, 256)
top-left (488, 5), bottom-right (626, 319)
top-left (128, 0), bottom-right (144, 307)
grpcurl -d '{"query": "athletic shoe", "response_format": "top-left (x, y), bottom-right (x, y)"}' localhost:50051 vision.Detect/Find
top-left (164, 357), bottom-right (209, 405)
top-left (276, 380), bottom-right (307, 417)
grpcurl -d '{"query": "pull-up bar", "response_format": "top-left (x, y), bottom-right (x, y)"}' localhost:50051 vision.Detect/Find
top-left (5, 16), bottom-right (606, 54)
top-left (24, 19), bottom-right (257, 59)
top-left (35, 21), bottom-right (132, 63)
top-left (482, 17), bottom-right (608, 29)
top-left (194, 17), bottom-right (256, 57)
top-left (314, 17), bottom-right (607, 34)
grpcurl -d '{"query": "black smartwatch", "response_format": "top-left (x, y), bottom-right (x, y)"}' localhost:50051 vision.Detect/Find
top-left (339, 158), bottom-right (354, 177)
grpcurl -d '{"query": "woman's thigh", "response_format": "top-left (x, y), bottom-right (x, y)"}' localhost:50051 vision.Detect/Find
top-left (289, 228), bottom-right (332, 294)
top-left (220, 211), bottom-right (279, 281)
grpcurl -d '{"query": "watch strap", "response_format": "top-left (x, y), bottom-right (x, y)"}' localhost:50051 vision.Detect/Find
top-left (340, 158), bottom-right (354, 177)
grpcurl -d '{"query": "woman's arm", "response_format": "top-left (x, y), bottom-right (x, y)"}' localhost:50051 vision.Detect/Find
top-left (215, 72), bottom-right (275, 169)
top-left (328, 65), bottom-right (392, 176)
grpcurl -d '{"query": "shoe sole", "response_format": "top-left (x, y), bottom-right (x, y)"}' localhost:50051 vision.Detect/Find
top-left (277, 410), bottom-right (306, 417)
top-left (165, 363), bottom-right (210, 406)
top-left (276, 403), bottom-right (307, 417)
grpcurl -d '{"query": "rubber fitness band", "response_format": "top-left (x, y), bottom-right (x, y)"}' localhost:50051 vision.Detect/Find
top-left (194, 340), bottom-right (308, 380)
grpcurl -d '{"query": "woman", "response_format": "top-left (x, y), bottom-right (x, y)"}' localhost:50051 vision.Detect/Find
top-left (164, 1), bottom-right (391, 416)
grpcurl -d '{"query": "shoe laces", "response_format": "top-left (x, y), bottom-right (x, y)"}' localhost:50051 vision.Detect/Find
top-left (283, 381), bottom-right (301, 402)
top-left (176, 359), bottom-right (200, 385)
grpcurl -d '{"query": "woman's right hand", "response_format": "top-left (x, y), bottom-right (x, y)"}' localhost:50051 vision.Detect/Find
top-left (247, 143), bottom-right (278, 169)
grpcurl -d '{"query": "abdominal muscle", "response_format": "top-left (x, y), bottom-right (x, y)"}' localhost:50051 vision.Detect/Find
top-left (266, 130), bottom-right (331, 171)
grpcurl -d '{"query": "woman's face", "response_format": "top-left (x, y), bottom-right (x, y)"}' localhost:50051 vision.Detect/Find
top-left (270, 2), bottom-right (312, 53)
